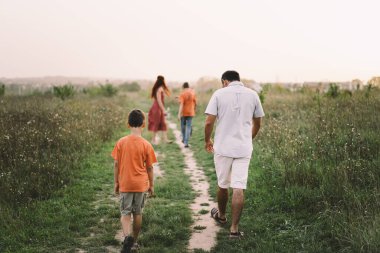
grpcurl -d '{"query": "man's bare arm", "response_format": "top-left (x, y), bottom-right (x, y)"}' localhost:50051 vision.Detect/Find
top-left (252, 117), bottom-right (262, 139)
top-left (204, 114), bottom-right (216, 153)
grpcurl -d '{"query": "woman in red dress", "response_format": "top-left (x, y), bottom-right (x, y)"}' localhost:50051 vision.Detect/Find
top-left (148, 75), bottom-right (171, 144)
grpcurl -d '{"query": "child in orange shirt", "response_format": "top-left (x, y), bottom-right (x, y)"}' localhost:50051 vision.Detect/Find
top-left (177, 82), bottom-right (197, 148)
top-left (111, 109), bottom-right (157, 253)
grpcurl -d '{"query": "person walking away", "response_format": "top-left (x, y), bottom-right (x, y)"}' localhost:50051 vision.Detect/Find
top-left (204, 70), bottom-right (264, 239)
top-left (148, 75), bottom-right (171, 145)
top-left (112, 109), bottom-right (157, 253)
top-left (177, 82), bottom-right (197, 148)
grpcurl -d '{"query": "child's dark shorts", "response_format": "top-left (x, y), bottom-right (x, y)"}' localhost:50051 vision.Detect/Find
top-left (119, 192), bottom-right (147, 215)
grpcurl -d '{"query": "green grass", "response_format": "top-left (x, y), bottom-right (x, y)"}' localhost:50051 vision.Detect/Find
top-left (0, 92), bottom-right (195, 252)
top-left (0, 140), bottom-right (121, 252)
top-left (3, 86), bottom-right (378, 252)
top-left (189, 87), bottom-right (380, 253)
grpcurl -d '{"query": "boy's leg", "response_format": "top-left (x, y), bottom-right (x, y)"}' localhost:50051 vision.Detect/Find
top-left (120, 193), bottom-right (135, 252)
top-left (184, 117), bottom-right (192, 146)
top-left (180, 117), bottom-right (185, 142)
top-left (121, 214), bottom-right (132, 237)
top-left (130, 192), bottom-right (147, 243)
top-left (132, 214), bottom-right (142, 241)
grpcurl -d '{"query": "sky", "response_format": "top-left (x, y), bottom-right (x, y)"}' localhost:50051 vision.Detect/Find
top-left (1, 0), bottom-right (379, 83)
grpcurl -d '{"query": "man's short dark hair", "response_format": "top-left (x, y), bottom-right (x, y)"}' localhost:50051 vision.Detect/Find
top-left (221, 70), bottom-right (240, 82)
top-left (128, 109), bottom-right (145, 127)
top-left (183, 82), bottom-right (189, 88)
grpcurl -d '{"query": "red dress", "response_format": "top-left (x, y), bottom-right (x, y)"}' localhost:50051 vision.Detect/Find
top-left (148, 92), bottom-right (167, 132)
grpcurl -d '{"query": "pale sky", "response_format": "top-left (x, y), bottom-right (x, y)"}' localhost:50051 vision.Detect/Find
top-left (1, 0), bottom-right (379, 82)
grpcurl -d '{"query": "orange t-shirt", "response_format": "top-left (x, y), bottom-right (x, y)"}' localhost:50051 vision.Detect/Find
top-left (111, 135), bottom-right (157, 192)
top-left (179, 88), bottom-right (197, 117)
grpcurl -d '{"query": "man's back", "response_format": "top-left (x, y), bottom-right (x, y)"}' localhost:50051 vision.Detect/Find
top-left (205, 81), bottom-right (264, 158)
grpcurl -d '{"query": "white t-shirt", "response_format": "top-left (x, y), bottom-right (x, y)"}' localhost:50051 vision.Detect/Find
top-left (205, 81), bottom-right (265, 158)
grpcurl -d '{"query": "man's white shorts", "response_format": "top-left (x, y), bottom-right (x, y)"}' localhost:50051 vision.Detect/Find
top-left (214, 153), bottom-right (251, 189)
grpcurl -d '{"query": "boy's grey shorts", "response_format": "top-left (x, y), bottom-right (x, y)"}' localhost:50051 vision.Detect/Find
top-left (119, 192), bottom-right (147, 215)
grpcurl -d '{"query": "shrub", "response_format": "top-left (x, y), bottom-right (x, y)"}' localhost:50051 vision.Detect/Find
top-left (326, 83), bottom-right (340, 98)
top-left (99, 83), bottom-right (118, 97)
top-left (53, 84), bottom-right (75, 100)
top-left (259, 84), bottom-right (271, 104)
top-left (365, 84), bottom-right (373, 98)
top-left (84, 83), bottom-right (118, 97)
top-left (0, 83), bottom-right (5, 96)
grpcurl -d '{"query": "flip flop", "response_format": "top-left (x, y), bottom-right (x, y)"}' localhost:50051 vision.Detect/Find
top-left (229, 231), bottom-right (244, 239)
top-left (210, 207), bottom-right (227, 225)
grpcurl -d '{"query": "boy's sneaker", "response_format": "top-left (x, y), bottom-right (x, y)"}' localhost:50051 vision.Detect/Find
top-left (121, 236), bottom-right (134, 253)
top-left (131, 242), bottom-right (140, 252)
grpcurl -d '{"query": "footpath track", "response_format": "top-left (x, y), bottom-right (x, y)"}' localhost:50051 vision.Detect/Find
top-left (168, 121), bottom-right (220, 252)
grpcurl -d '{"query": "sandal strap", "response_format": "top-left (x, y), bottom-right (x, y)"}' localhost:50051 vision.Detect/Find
top-left (230, 231), bottom-right (244, 237)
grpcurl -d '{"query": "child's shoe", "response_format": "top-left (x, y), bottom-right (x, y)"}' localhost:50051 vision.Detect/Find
top-left (121, 235), bottom-right (134, 253)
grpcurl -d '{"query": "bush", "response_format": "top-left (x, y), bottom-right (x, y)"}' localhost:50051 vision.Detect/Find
top-left (99, 83), bottom-right (118, 97)
top-left (326, 83), bottom-right (340, 98)
top-left (365, 84), bottom-right (373, 98)
top-left (259, 84), bottom-right (271, 104)
top-left (83, 83), bottom-right (118, 97)
top-left (53, 84), bottom-right (75, 100)
top-left (0, 83), bottom-right (5, 96)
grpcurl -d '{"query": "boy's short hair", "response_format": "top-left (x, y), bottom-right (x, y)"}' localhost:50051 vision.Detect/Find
top-left (128, 109), bottom-right (145, 127)
top-left (183, 82), bottom-right (189, 88)
top-left (221, 70), bottom-right (240, 82)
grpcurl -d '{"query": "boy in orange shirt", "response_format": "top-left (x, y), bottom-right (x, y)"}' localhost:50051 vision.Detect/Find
top-left (111, 109), bottom-right (157, 253)
top-left (177, 82), bottom-right (197, 148)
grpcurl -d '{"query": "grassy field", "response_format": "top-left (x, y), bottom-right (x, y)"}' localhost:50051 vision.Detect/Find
top-left (0, 89), bottom-right (194, 252)
top-left (189, 86), bottom-right (380, 253)
top-left (1, 85), bottom-right (379, 252)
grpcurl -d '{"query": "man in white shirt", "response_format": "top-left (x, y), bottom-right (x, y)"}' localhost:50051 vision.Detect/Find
top-left (204, 70), bottom-right (264, 239)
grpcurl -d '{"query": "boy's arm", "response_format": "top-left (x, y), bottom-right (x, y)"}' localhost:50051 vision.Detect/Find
top-left (113, 160), bottom-right (119, 194)
top-left (178, 102), bottom-right (183, 121)
top-left (147, 165), bottom-right (154, 196)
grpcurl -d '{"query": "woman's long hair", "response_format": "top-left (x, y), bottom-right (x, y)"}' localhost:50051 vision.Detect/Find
top-left (151, 75), bottom-right (170, 99)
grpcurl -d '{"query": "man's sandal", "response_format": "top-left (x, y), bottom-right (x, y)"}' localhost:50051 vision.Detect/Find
top-left (229, 231), bottom-right (244, 239)
top-left (210, 208), bottom-right (227, 225)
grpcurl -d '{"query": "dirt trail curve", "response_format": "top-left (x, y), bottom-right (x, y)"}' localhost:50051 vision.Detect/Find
top-left (168, 121), bottom-right (220, 252)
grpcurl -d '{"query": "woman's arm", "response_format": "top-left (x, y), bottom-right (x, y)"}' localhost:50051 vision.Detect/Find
top-left (156, 88), bottom-right (166, 113)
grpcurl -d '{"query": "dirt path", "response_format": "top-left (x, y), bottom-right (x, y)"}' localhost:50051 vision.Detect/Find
top-left (168, 121), bottom-right (220, 252)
